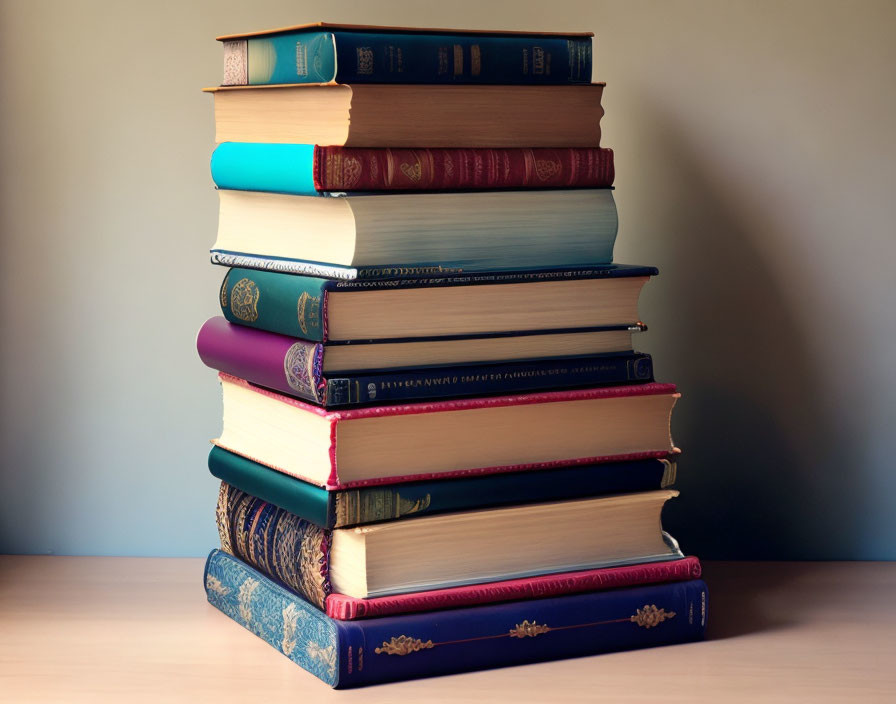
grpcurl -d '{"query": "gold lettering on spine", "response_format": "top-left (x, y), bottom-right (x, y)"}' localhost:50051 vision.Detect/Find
top-left (296, 292), bottom-right (321, 336)
top-left (470, 45), bottom-right (481, 76)
top-left (453, 44), bottom-right (463, 76)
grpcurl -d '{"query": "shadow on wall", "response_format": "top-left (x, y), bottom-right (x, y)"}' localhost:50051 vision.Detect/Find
top-left (637, 108), bottom-right (863, 560)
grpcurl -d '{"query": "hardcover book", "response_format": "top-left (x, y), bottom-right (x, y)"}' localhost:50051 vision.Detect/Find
top-left (210, 143), bottom-right (615, 194)
top-left (205, 549), bottom-right (708, 687)
top-left (205, 83), bottom-right (604, 147)
top-left (216, 481), bottom-right (685, 602)
top-left (214, 265), bottom-right (653, 340)
top-left (197, 318), bottom-right (653, 406)
top-left (214, 373), bottom-right (680, 488)
top-left (207, 445), bottom-right (678, 529)
top-left (212, 189), bottom-right (618, 277)
top-left (219, 23), bottom-right (592, 86)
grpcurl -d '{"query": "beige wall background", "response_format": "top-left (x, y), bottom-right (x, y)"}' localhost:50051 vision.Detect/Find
top-left (1, 0), bottom-right (894, 557)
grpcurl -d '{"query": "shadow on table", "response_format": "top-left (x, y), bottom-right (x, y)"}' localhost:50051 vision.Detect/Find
top-left (701, 561), bottom-right (819, 639)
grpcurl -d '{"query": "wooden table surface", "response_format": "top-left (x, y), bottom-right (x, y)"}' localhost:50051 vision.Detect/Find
top-left (1, 557), bottom-right (894, 702)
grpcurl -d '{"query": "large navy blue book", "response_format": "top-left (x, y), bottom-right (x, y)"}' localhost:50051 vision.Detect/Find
top-left (219, 23), bottom-right (592, 86)
top-left (207, 445), bottom-right (677, 529)
top-left (205, 549), bottom-right (707, 688)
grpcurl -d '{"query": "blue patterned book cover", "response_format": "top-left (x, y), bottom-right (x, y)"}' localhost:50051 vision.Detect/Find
top-left (205, 549), bottom-right (707, 688)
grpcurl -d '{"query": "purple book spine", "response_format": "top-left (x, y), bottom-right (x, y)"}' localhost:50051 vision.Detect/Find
top-left (196, 317), bottom-right (325, 403)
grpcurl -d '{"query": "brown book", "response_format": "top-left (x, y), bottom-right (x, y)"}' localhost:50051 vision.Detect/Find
top-left (204, 83), bottom-right (604, 147)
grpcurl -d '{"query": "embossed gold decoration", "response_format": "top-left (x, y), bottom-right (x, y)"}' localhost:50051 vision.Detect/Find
top-left (400, 161), bottom-right (422, 182)
top-left (396, 493), bottom-right (431, 517)
top-left (296, 292), bottom-right (321, 336)
top-left (534, 159), bottom-right (562, 181)
top-left (374, 635), bottom-right (435, 656)
top-left (342, 157), bottom-right (362, 189)
top-left (230, 277), bottom-right (259, 322)
top-left (470, 45), bottom-right (482, 76)
top-left (630, 604), bottom-right (676, 628)
top-left (509, 620), bottom-right (551, 638)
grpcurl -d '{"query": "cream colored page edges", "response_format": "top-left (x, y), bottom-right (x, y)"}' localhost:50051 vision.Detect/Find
top-left (214, 190), bottom-right (357, 265)
top-left (346, 189), bottom-right (616, 267)
top-left (213, 84), bottom-right (351, 144)
top-left (321, 330), bottom-right (634, 371)
top-left (326, 277), bottom-right (646, 340)
top-left (335, 393), bottom-right (678, 482)
top-left (217, 380), bottom-right (334, 485)
top-left (330, 491), bottom-right (676, 597)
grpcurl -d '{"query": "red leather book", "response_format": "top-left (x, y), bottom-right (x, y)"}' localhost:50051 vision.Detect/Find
top-left (325, 556), bottom-right (702, 619)
top-left (313, 146), bottom-right (615, 190)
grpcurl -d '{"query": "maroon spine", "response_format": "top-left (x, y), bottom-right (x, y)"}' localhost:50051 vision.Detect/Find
top-left (313, 146), bottom-right (615, 191)
top-left (325, 557), bottom-right (702, 620)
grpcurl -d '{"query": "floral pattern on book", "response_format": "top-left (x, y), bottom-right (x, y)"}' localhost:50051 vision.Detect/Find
top-left (205, 551), bottom-right (339, 686)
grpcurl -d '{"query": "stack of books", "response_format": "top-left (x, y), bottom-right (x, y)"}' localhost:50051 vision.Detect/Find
top-left (198, 23), bottom-right (707, 688)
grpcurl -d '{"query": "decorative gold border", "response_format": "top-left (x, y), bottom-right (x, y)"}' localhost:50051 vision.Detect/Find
top-left (374, 604), bottom-right (676, 656)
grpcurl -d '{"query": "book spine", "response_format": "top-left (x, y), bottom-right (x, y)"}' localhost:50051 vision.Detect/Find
top-left (211, 143), bottom-right (321, 196)
top-left (215, 483), bottom-right (332, 610)
top-left (331, 456), bottom-right (673, 529)
top-left (333, 31), bottom-right (591, 84)
top-left (218, 268), bottom-right (328, 341)
top-left (327, 555), bottom-right (701, 620)
top-left (208, 446), bottom-right (334, 529)
top-left (204, 549), bottom-right (342, 687)
top-left (314, 146), bottom-right (614, 191)
top-left (197, 317), bottom-right (326, 404)
top-left (207, 550), bottom-right (706, 688)
top-left (225, 31), bottom-right (591, 86)
top-left (325, 353), bottom-right (654, 407)
top-left (211, 251), bottom-right (359, 280)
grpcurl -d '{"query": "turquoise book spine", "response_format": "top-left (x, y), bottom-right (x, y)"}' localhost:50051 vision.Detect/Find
top-left (211, 143), bottom-right (319, 196)
top-left (229, 30), bottom-right (591, 85)
top-left (208, 447), bottom-right (332, 528)
top-left (219, 267), bottom-right (327, 342)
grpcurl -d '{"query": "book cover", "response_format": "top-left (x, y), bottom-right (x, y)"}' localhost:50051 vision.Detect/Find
top-left (217, 264), bottom-right (657, 340)
top-left (211, 143), bottom-right (614, 194)
top-left (197, 317), bottom-right (654, 407)
top-left (207, 445), bottom-right (678, 530)
top-left (218, 25), bottom-right (592, 86)
top-left (205, 549), bottom-right (707, 687)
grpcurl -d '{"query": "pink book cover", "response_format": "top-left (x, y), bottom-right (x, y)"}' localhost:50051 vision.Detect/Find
top-left (324, 557), bottom-right (702, 619)
top-left (216, 373), bottom-right (680, 489)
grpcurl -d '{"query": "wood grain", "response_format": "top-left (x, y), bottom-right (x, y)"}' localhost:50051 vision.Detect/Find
top-left (1, 558), bottom-right (894, 702)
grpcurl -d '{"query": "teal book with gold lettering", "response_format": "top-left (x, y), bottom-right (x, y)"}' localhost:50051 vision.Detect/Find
top-left (219, 23), bottom-right (592, 86)
top-left (207, 445), bottom-right (677, 530)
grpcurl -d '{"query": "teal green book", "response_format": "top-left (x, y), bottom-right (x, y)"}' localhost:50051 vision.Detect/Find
top-left (207, 446), bottom-right (677, 529)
